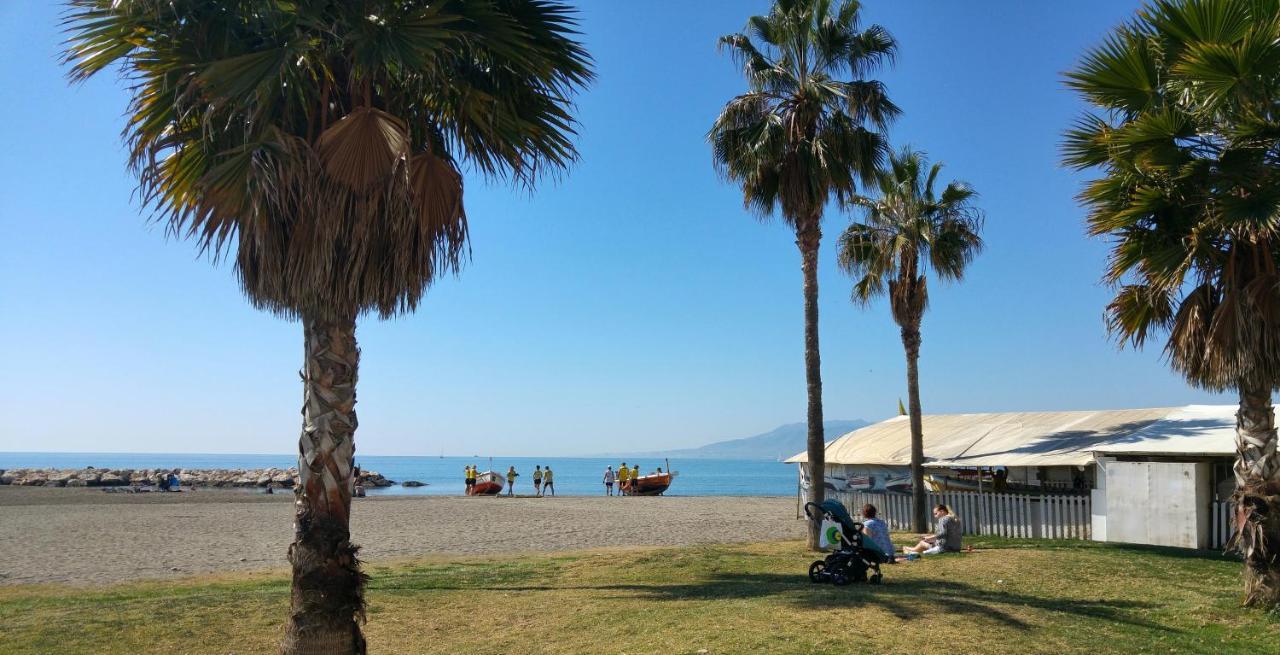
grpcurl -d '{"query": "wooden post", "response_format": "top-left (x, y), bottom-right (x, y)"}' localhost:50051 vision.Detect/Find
top-left (796, 464), bottom-right (802, 520)
top-left (977, 467), bottom-right (985, 536)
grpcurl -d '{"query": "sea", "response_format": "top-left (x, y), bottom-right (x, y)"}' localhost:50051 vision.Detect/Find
top-left (0, 453), bottom-right (799, 497)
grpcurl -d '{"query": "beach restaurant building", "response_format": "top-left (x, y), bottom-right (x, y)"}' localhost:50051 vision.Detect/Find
top-left (786, 405), bottom-right (1239, 549)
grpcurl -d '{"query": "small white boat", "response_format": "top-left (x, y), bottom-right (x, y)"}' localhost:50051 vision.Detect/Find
top-left (469, 470), bottom-right (504, 496)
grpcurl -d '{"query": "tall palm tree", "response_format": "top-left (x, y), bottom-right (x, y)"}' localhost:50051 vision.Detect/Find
top-left (836, 148), bottom-right (983, 532)
top-left (709, 0), bottom-right (897, 549)
top-left (62, 0), bottom-right (590, 650)
top-left (1063, 0), bottom-right (1280, 607)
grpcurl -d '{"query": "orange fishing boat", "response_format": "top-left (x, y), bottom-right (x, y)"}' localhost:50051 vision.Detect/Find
top-left (468, 470), bottom-right (504, 496)
top-left (630, 462), bottom-right (677, 496)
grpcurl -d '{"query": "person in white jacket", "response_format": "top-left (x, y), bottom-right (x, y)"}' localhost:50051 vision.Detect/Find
top-left (603, 466), bottom-right (616, 496)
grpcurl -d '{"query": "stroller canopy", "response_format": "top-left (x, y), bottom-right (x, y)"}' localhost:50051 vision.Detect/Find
top-left (819, 499), bottom-right (858, 535)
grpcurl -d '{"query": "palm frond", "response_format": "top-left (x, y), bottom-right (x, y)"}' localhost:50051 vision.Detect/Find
top-left (1063, 26), bottom-right (1161, 115)
top-left (63, 0), bottom-right (593, 320)
top-left (837, 149), bottom-right (983, 325)
top-left (710, 0), bottom-right (895, 232)
top-left (1064, 0), bottom-right (1280, 391)
top-left (1106, 283), bottom-right (1177, 348)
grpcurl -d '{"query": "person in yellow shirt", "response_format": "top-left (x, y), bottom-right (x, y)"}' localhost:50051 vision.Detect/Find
top-left (464, 465), bottom-right (475, 493)
top-left (542, 466), bottom-right (555, 496)
top-left (618, 462), bottom-right (630, 495)
top-left (506, 466), bottom-right (519, 496)
top-left (631, 464), bottom-right (640, 492)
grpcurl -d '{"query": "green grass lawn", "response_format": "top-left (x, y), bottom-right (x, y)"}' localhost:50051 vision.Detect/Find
top-left (1, 538), bottom-right (1276, 654)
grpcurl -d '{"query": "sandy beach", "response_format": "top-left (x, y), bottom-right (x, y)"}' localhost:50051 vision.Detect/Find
top-left (0, 488), bottom-right (802, 586)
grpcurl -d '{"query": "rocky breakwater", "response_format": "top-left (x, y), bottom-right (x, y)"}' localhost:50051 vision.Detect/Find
top-left (0, 467), bottom-right (394, 489)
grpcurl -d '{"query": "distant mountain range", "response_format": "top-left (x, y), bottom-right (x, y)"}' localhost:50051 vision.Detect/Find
top-left (601, 420), bottom-right (869, 461)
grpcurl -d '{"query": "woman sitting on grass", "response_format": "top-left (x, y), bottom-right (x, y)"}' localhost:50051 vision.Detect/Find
top-left (903, 504), bottom-right (962, 556)
top-left (860, 504), bottom-right (895, 563)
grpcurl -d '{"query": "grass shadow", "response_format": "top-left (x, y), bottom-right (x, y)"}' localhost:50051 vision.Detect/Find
top-left (1097, 541), bottom-right (1239, 561)
top-left (958, 537), bottom-right (1240, 564)
top-left (372, 568), bottom-right (1163, 633)
top-left (608, 572), bottom-right (1162, 631)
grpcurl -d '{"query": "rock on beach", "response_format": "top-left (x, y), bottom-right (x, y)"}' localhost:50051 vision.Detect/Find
top-left (0, 467), bottom-right (394, 489)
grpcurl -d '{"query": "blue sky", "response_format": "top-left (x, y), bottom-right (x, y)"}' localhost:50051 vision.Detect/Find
top-left (0, 1), bottom-right (1227, 456)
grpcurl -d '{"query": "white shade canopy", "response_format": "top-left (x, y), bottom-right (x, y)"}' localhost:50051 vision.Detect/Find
top-left (786, 405), bottom-right (1237, 468)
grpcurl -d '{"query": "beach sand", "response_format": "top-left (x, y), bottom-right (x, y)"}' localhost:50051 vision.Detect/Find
top-left (0, 488), bottom-right (802, 586)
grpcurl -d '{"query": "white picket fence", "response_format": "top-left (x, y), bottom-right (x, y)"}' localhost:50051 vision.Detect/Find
top-left (830, 490), bottom-right (1092, 540)
top-left (1211, 501), bottom-right (1236, 550)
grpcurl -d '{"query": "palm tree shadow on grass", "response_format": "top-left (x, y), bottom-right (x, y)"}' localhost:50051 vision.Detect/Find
top-left (374, 572), bottom-right (1162, 632)
top-left (608, 573), bottom-right (1161, 631)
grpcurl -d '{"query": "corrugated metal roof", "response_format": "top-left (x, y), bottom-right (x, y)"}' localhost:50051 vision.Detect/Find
top-left (785, 405), bottom-right (1236, 467)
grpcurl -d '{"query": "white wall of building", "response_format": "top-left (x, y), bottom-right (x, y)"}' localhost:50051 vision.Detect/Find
top-left (1091, 457), bottom-right (1111, 542)
top-left (1098, 460), bottom-right (1211, 549)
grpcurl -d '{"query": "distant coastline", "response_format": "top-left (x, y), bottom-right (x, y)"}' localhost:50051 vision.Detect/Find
top-left (594, 419), bottom-right (870, 460)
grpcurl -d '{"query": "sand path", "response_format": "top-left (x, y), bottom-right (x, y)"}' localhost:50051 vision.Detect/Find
top-left (0, 488), bottom-right (802, 586)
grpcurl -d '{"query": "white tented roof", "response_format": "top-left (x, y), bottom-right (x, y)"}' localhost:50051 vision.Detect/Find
top-left (1091, 405), bottom-right (1238, 457)
top-left (785, 405), bottom-right (1236, 468)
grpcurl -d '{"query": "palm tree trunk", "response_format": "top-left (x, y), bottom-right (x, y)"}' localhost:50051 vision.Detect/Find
top-left (798, 226), bottom-right (825, 551)
top-left (901, 324), bottom-right (927, 533)
top-left (1231, 384), bottom-right (1280, 608)
top-left (281, 313), bottom-right (368, 655)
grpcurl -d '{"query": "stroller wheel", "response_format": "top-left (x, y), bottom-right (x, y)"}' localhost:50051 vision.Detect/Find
top-left (808, 560), bottom-right (827, 583)
top-left (869, 573), bottom-right (883, 585)
top-left (831, 572), bottom-right (851, 586)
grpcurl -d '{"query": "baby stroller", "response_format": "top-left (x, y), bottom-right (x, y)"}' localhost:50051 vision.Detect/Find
top-left (804, 499), bottom-right (887, 586)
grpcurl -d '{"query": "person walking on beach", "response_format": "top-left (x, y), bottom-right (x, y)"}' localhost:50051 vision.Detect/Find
top-left (506, 466), bottom-right (519, 496)
top-left (464, 465), bottom-right (475, 493)
top-left (533, 465), bottom-right (543, 496)
top-left (542, 466), bottom-right (555, 496)
top-left (603, 466), bottom-right (616, 495)
top-left (618, 462), bottom-right (629, 496)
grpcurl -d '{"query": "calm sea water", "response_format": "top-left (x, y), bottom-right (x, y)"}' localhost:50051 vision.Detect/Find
top-left (0, 453), bottom-right (798, 497)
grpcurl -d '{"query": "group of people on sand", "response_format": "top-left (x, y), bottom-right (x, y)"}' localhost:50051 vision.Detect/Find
top-left (602, 462), bottom-right (662, 496)
top-left (462, 462), bottom-right (666, 496)
top-left (462, 464), bottom-right (557, 496)
top-left (525, 465), bottom-right (555, 496)
top-left (156, 470), bottom-right (182, 492)
top-left (858, 502), bottom-right (964, 563)
top-left (463, 460), bottom-right (670, 496)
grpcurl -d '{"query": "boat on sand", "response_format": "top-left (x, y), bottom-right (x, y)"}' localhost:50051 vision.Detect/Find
top-left (468, 470), bottom-right (504, 496)
top-left (630, 470), bottom-right (677, 496)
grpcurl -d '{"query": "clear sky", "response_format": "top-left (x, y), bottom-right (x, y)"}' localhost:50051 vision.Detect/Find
top-left (0, 0), bottom-right (1227, 456)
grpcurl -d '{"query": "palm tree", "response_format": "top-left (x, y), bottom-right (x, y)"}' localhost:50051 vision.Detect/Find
top-left (1063, 0), bottom-right (1280, 607)
top-left (709, 0), bottom-right (897, 549)
top-left (63, 0), bottom-right (590, 650)
top-left (836, 148), bottom-right (983, 532)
